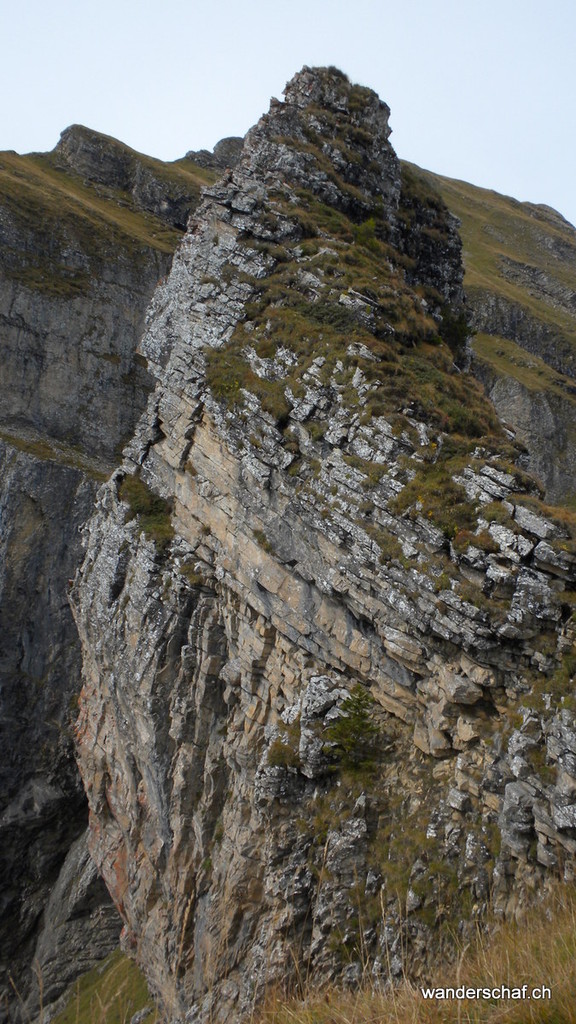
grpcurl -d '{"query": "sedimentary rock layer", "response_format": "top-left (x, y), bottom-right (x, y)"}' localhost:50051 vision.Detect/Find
top-left (73, 68), bottom-right (576, 1022)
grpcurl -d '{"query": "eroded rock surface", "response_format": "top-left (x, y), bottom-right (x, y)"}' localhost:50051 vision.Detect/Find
top-left (0, 134), bottom-right (214, 1020)
top-left (72, 68), bottom-right (576, 1023)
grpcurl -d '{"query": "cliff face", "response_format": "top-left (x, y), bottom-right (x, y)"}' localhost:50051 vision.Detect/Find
top-left (0, 134), bottom-right (216, 1019)
top-left (72, 68), bottom-right (576, 1023)
top-left (0, 127), bottom-right (218, 458)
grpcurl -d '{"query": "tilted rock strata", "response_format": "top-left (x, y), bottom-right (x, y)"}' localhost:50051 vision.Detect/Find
top-left (73, 68), bottom-right (576, 1022)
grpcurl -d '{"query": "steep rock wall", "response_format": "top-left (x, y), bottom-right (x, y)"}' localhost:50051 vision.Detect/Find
top-left (73, 68), bottom-right (576, 1023)
top-left (0, 138), bottom-right (214, 1019)
top-left (0, 446), bottom-right (120, 1017)
top-left (472, 354), bottom-right (576, 504)
top-left (0, 161), bottom-right (169, 460)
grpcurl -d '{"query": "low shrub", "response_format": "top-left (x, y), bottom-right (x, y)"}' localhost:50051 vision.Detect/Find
top-left (119, 474), bottom-right (174, 552)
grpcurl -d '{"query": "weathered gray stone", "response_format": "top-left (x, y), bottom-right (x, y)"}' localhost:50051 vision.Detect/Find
top-left (513, 505), bottom-right (557, 540)
top-left (439, 670), bottom-right (484, 705)
top-left (447, 787), bottom-right (471, 812)
top-left (64, 65), bottom-right (576, 1024)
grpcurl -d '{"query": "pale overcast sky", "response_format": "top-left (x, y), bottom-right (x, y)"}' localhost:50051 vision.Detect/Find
top-left (2, 0), bottom-right (575, 225)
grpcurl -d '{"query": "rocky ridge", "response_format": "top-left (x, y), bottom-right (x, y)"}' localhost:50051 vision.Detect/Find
top-left (185, 137), bottom-right (244, 172)
top-left (71, 68), bottom-right (576, 1023)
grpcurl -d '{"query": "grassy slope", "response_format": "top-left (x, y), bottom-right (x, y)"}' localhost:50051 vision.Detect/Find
top-left (414, 163), bottom-right (576, 400)
top-left (0, 141), bottom-right (216, 296)
top-left (50, 949), bottom-right (158, 1024)
top-left (0, 426), bottom-right (110, 480)
top-left (473, 331), bottom-right (576, 404)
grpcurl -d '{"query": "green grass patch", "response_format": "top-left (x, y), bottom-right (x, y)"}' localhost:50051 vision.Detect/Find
top-left (179, 563), bottom-right (205, 587)
top-left (253, 528), bottom-right (274, 554)
top-left (473, 333), bottom-right (576, 407)
top-left (522, 646), bottom-right (576, 714)
top-left (119, 473), bottom-right (174, 551)
top-left (390, 453), bottom-right (478, 539)
top-left (0, 428), bottom-right (110, 479)
top-left (52, 949), bottom-right (158, 1024)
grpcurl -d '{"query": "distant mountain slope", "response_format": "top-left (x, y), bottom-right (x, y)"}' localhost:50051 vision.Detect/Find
top-left (0, 129), bottom-right (218, 460)
top-left (415, 165), bottom-right (576, 500)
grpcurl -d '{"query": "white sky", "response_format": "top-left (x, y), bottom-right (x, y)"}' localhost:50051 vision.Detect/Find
top-left (2, 0), bottom-right (575, 226)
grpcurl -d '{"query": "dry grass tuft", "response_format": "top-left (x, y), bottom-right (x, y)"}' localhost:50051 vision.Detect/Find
top-left (255, 884), bottom-right (576, 1024)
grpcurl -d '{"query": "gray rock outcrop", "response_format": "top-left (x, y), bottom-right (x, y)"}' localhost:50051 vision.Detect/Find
top-left (185, 137), bottom-right (244, 172)
top-left (71, 67), bottom-right (576, 1023)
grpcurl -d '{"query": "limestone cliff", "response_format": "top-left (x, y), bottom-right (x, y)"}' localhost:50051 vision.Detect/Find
top-left (0, 127), bottom-right (218, 458)
top-left (72, 67), bottom-right (576, 1024)
top-left (0, 133), bottom-right (216, 1019)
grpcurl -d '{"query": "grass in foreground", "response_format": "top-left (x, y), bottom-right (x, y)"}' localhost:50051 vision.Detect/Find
top-left (40, 885), bottom-right (576, 1023)
top-left (256, 884), bottom-right (576, 1024)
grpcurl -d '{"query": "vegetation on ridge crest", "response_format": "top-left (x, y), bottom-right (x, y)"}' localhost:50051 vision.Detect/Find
top-left (204, 135), bottom-right (523, 551)
top-left (206, 183), bottom-right (499, 441)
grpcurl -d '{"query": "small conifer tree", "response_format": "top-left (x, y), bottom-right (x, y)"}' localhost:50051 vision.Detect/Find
top-left (324, 684), bottom-right (380, 773)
